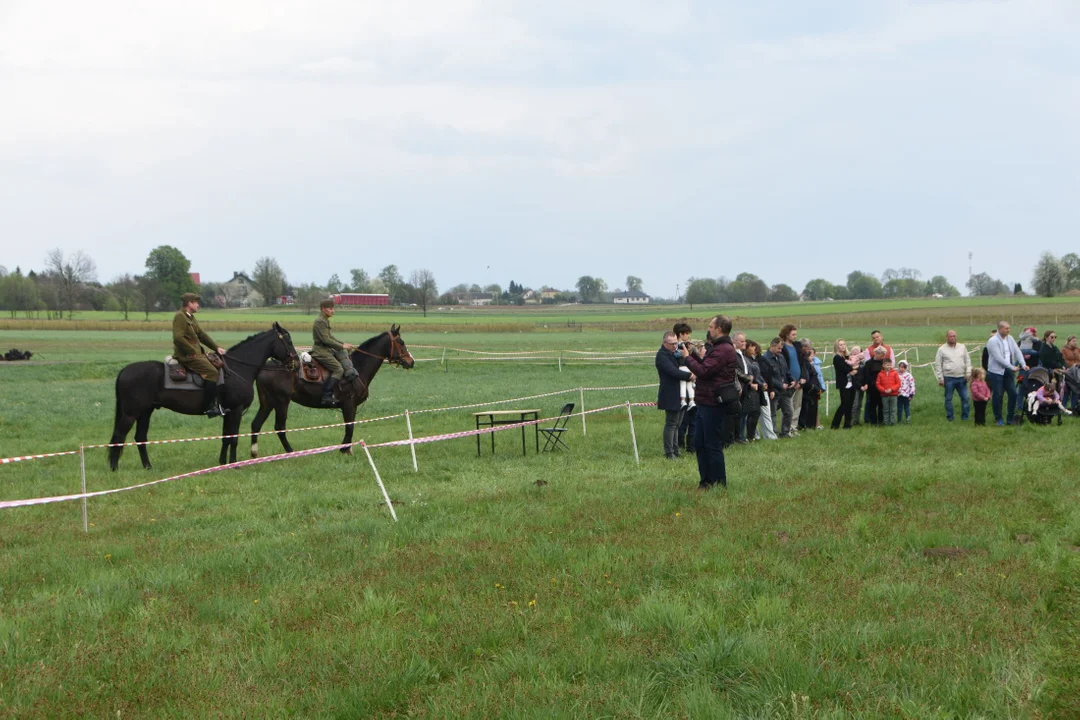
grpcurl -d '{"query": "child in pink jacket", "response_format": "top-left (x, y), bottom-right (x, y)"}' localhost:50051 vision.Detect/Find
top-left (970, 368), bottom-right (991, 426)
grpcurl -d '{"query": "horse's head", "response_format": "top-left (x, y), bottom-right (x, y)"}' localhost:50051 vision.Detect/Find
top-left (271, 322), bottom-right (300, 368)
top-left (387, 324), bottom-right (414, 369)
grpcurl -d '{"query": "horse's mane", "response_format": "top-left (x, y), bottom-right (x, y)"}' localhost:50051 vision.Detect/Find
top-left (357, 332), bottom-right (389, 351)
top-left (228, 327), bottom-right (277, 352)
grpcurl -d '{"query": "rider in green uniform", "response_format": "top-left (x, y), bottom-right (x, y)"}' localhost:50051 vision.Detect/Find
top-left (311, 299), bottom-right (356, 406)
top-left (172, 292), bottom-right (228, 417)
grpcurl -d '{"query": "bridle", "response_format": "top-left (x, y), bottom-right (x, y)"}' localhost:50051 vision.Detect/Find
top-left (351, 331), bottom-right (411, 367)
top-left (223, 330), bottom-right (298, 372)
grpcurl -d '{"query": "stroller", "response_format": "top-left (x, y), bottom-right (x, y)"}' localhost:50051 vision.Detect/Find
top-left (1020, 367), bottom-right (1067, 425)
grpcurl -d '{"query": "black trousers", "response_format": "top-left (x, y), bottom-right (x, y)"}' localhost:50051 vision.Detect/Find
top-left (865, 388), bottom-right (884, 425)
top-left (720, 400), bottom-right (740, 447)
top-left (974, 400), bottom-right (988, 426)
top-left (832, 386), bottom-right (854, 429)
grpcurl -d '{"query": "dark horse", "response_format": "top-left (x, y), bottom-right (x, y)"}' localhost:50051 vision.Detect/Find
top-left (109, 323), bottom-right (298, 470)
top-left (250, 325), bottom-right (414, 457)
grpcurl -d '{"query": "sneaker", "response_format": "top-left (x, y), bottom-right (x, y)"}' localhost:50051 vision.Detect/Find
top-left (996, 419), bottom-right (1005, 426)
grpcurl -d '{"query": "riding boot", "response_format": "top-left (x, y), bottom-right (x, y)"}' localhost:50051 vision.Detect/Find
top-left (202, 384), bottom-right (224, 418)
top-left (321, 378), bottom-right (339, 407)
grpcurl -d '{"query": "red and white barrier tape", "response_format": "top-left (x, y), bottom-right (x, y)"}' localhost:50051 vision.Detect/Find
top-left (1, 403), bottom-right (658, 511)
top-left (0, 383), bottom-right (661, 465)
top-left (1, 450), bottom-right (82, 465)
top-left (0, 442), bottom-right (352, 510)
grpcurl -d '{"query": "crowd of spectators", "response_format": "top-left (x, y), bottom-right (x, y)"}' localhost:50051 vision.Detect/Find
top-left (655, 317), bottom-right (1077, 488)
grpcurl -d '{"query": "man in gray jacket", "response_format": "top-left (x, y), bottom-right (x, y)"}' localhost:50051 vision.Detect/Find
top-left (985, 321), bottom-right (1028, 425)
top-left (933, 330), bottom-right (972, 422)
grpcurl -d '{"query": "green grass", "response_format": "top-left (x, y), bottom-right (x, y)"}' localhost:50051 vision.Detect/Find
top-left (0, 329), bottom-right (1078, 716)
top-left (4, 294), bottom-right (1080, 334)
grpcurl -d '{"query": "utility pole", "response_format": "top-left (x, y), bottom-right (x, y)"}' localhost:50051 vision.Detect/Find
top-left (968, 251), bottom-right (973, 280)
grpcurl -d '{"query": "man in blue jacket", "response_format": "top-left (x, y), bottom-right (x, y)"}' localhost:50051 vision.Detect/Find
top-left (656, 332), bottom-right (691, 459)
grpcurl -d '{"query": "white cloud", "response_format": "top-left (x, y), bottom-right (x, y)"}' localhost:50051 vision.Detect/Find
top-left (1, 0), bottom-right (1077, 294)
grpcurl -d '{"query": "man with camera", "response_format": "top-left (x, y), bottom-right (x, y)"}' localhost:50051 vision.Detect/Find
top-left (680, 315), bottom-right (738, 490)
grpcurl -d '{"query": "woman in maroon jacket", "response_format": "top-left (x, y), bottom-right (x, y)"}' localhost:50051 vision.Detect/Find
top-left (680, 315), bottom-right (739, 490)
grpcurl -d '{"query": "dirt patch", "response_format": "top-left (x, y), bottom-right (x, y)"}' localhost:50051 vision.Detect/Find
top-left (534, 479), bottom-right (548, 487)
top-left (922, 547), bottom-right (976, 560)
top-left (773, 531), bottom-right (790, 543)
top-left (1014, 534), bottom-right (1034, 544)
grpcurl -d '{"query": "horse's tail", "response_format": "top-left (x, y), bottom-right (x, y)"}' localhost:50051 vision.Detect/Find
top-left (109, 370), bottom-right (126, 469)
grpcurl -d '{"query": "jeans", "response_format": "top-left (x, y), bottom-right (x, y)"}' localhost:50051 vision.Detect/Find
top-left (943, 377), bottom-right (970, 421)
top-left (776, 389), bottom-right (796, 436)
top-left (663, 408), bottom-right (685, 457)
top-left (897, 396), bottom-right (911, 422)
top-left (832, 386), bottom-right (854, 428)
top-left (851, 388), bottom-right (864, 425)
top-left (693, 404), bottom-right (727, 488)
top-left (740, 409), bottom-right (760, 441)
top-left (988, 369), bottom-right (1017, 423)
top-left (882, 396), bottom-right (898, 425)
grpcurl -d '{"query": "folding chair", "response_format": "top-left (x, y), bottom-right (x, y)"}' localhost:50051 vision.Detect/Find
top-left (539, 403), bottom-right (574, 452)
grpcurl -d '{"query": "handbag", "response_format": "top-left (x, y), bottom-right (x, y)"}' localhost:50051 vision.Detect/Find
top-left (716, 381), bottom-right (740, 405)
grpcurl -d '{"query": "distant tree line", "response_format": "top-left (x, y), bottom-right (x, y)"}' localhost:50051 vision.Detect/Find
top-left (4, 250), bottom-right (1076, 320)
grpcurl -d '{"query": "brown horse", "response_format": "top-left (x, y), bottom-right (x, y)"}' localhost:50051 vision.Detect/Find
top-left (109, 323), bottom-right (298, 470)
top-left (250, 325), bottom-right (414, 456)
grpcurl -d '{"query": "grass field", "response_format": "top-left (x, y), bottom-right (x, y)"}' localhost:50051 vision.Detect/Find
top-left (4, 294), bottom-right (1080, 334)
top-left (1, 328), bottom-right (1079, 716)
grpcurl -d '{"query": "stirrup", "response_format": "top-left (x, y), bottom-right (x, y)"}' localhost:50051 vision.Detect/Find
top-left (205, 402), bottom-right (228, 418)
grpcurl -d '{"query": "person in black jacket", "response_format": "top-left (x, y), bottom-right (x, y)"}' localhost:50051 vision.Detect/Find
top-left (656, 331), bottom-right (690, 459)
top-left (759, 337), bottom-right (796, 437)
top-left (831, 338), bottom-right (856, 429)
top-left (862, 347), bottom-right (886, 425)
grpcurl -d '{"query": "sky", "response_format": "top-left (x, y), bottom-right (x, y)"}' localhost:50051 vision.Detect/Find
top-left (2, 0), bottom-right (1078, 298)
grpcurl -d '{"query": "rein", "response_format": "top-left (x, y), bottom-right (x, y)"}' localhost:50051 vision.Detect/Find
top-left (352, 333), bottom-right (407, 366)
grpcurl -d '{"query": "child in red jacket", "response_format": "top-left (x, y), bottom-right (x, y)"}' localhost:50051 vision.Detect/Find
top-left (876, 358), bottom-right (901, 426)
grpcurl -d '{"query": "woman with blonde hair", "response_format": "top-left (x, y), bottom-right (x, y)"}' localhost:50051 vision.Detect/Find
top-left (831, 339), bottom-right (856, 429)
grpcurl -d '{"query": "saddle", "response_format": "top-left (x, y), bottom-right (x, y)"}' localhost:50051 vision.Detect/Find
top-left (298, 353), bottom-right (328, 384)
top-left (164, 353), bottom-right (223, 391)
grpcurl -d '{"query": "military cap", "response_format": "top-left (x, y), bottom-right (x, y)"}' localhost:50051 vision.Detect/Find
top-left (181, 292), bottom-right (201, 304)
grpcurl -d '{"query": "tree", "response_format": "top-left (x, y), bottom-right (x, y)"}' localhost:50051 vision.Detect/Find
top-left (768, 284), bottom-right (799, 302)
top-left (576, 276), bottom-right (600, 303)
top-left (326, 274), bottom-right (342, 295)
top-left (45, 248), bottom-right (97, 318)
top-left (349, 268), bottom-right (371, 293)
top-left (483, 283), bottom-right (502, 304)
top-left (296, 283), bottom-right (325, 314)
top-left (625, 275), bottom-right (644, 293)
top-left (846, 271), bottom-right (882, 299)
top-left (108, 274), bottom-right (138, 320)
top-left (882, 278), bottom-right (923, 298)
top-left (1, 269), bottom-right (39, 318)
top-left (1013, 283), bottom-right (1024, 295)
top-left (145, 246), bottom-right (197, 303)
top-left (802, 278), bottom-right (835, 301)
top-left (1061, 253), bottom-right (1080, 290)
top-left (925, 275), bottom-right (960, 297)
top-left (1032, 252), bottom-right (1068, 297)
top-left (251, 257), bottom-right (286, 306)
top-left (685, 278), bottom-right (721, 306)
top-left (135, 275), bottom-right (163, 320)
top-left (966, 272), bottom-right (1009, 296)
top-left (410, 269), bottom-right (438, 317)
top-left (379, 265), bottom-right (405, 304)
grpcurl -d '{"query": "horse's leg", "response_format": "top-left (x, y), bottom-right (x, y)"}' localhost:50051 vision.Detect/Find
top-left (225, 413), bottom-right (242, 465)
top-left (275, 401), bottom-right (294, 454)
top-left (134, 410), bottom-right (154, 470)
top-left (340, 402), bottom-right (356, 455)
top-left (250, 403), bottom-right (273, 458)
top-left (109, 413), bottom-right (137, 471)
